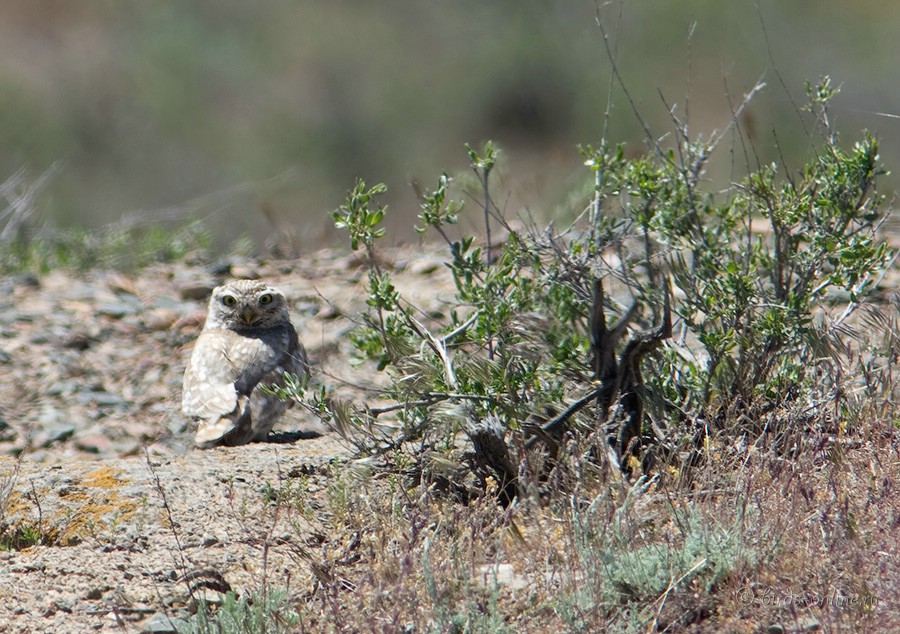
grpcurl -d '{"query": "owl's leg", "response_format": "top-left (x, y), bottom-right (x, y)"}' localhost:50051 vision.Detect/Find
top-left (194, 395), bottom-right (254, 448)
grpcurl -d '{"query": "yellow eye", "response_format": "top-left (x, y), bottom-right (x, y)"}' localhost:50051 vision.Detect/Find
top-left (222, 295), bottom-right (237, 307)
top-left (259, 293), bottom-right (274, 305)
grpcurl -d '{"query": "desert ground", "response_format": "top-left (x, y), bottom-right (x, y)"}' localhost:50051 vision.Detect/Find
top-left (1, 238), bottom-right (899, 633)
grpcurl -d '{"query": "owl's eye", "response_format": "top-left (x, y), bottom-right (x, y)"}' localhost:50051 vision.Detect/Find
top-left (222, 295), bottom-right (237, 307)
top-left (259, 293), bottom-right (274, 305)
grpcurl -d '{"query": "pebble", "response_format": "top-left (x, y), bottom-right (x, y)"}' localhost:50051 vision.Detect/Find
top-left (106, 273), bottom-right (138, 296)
top-left (410, 257), bottom-right (444, 275)
top-left (31, 423), bottom-right (77, 448)
top-left (98, 299), bottom-right (142, 319)
top-left (142, 308), bottom-right (180, 331)
top-left (474, 562), bottom-right (530, 590)
top-left (166, 416), bottom-right (190, 436)
top-left (60, 331), bottom-right (94, 350)
top-left (115, 440), bottom-right (143, 457)
top-left (0, 419), bottom-right (17, 443)
top-left (316, 304), bottom-right (342, 320)
top-left (74, 391), bottom-right (127, 408)
top-left (141, 612), bottom-right (187, 634)
top-left (336, 253), bottom-right (366, 271)
top-left (177, 283), bottom-right (214, 301)
top-left (74, 433), bottom-right (116, 455)
top-left (229, 264), bottom-right (259, 279)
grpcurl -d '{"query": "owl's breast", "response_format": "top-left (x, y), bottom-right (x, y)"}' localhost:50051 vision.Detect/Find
top-left (230, 326), bottom-right (292, 393)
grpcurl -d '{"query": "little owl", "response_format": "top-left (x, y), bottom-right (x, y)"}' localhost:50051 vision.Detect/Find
top-left (181, 279), bottom-right (308, 447)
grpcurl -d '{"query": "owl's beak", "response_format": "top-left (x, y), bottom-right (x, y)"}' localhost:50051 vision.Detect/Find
top-left (241, 307), bottom-right (257, 325)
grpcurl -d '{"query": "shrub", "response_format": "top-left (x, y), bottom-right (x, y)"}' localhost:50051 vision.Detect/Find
top-left (177, 588), bottom-right (300, 634)
top-left (278, 77), bottom-right (893, 499)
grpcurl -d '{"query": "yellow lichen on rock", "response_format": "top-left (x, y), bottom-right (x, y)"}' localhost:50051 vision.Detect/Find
top-left (55, 466), bottom-right (141, 546)
top-left (82, 466), bottom-right (127, 489)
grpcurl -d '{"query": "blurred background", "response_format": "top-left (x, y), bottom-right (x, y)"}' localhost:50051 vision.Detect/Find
top-left (1, 0), bottom-right (898, 252)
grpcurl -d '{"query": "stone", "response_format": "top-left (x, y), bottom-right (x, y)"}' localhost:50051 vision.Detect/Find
top-left (106, 273), bottom-right (138, 296)
top-left (474, 562), bottom-right (530, 590)
top-left (177, 283), bottom-right (214, 301)
top-left (74, 433), bottom-right (116, 455)
top-left (140, 612), bottom-right (187, 634)
top-left (410, 257), bottom-right (444, 275)
top-left (142, 308), bottom-right (180, 331)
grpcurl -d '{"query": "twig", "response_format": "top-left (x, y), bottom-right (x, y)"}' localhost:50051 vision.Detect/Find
top-left (712, 78), bottom-right (768, 157)
top-left (649, 557), bottom-right (708, 631)
top-left (367, 392), bottom-right (495, 416)
top-left (29, 480), bottom-right (43, 545)
top-left (144, 448), bottom-right (189, 582)
top-left (524, 383), bottom-right (609, 450)
top-left (443, 311), bottom-right (480, 344)
top-left (594, 2), bottom-right (666, 162)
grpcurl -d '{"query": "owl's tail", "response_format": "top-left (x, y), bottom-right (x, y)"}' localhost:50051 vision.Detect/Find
top-left (194, 395), bottom-right (253, 448)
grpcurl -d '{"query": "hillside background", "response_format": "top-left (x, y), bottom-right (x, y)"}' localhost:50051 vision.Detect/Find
top-left (1, 0), bottom-right (898, 248)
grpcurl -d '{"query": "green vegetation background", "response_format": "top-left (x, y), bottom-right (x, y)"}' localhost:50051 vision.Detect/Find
top-left (1, 0), bottom-right (896, 247)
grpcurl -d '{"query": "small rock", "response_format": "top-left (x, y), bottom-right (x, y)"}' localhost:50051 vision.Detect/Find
top-left (59, 331), bottom-right (94, 350)
top-left (107, 273), bottom-right (138, 295)
top-left (292, 294), bottom-right (321, 317)
top-left (9, 271), bottom-right (40, 289)
top-left (75, 390), bottom-right (127, 408)
top-left (84, 587), bottom-right (106, 600)
top-left (10, 559), bottom-right (46, 573)
top-left (207, 260), bottom-right (233, 276)
top-left (141, 612), bottom-right (188, 634)
top-left (0, 419), bottom-right (17, 443)
top-left (114, 440), bottom-right (143, 457)
top-left (47, 597), bottom-right (73, 615)
top-left (172, 311), bottom-right (206, 331)
top-left (177, 283), bottom-right (214, 301)
top-left (32, 423), bottom-right (77, 448)
top-left (29, 331), bottom-right (53, 344)
top-left (45, 381), bottom-right (79, 398)
top-left (75, 433), bottom-right (115, 454)
top-left (230, 264), bottom-right (259, 280)
top-left (474, 562), bottom-right (529, 590)
top-left (336, 254), bottom-right (366, 271)
top-left (143, 308), bottom-right (180, 331)
top-left (97, 303), bottom-right (134, 319)
top-left (411, 257), bottom-right (444, 275)
top-left (166, 415), bottom-right (189, 436)
top-left (316, 304), bottom-right (342, 320)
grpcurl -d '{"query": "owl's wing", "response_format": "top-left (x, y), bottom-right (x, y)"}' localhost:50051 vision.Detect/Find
top-left (182, 325), bottom-right (305, 425)
top-left (181, 332), bottom-right (242, 419)
top-left (182, 379), bottom-right (238, 419)
top-left (282, 326), bottom-right (309, 377)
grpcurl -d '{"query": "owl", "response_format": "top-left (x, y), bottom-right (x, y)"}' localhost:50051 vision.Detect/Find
top-left (181, 279), bottom-right (308, 448)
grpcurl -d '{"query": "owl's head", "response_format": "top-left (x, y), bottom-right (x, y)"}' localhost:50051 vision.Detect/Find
top-left (206, 279), bottom-right (290, 329)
